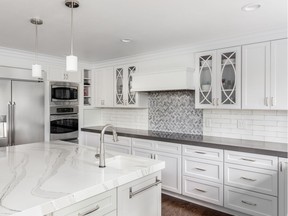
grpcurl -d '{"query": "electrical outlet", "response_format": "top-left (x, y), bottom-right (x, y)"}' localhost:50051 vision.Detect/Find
top-left (237, 120), bottom-right (246, 129)
top-left (205, 119), bottom-right (212, 127)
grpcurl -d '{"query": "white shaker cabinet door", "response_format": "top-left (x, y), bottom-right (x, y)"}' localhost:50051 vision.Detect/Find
top-left (242, 42), bottom-right (271, 110)
top-left (155, 151), bottom-right (182, 194)
top-left (95, 67), bottom-right (114, 107)
top-left (270, 39), bottom-right (288, 110)
top-left (117, 172), bottom-right (162, 216)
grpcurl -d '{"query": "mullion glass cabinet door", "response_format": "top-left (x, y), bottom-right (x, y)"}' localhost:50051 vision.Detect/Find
top-left (127, 66), bottom-right (137, 105)
top-left (115, 67), bottom-right (124, 106)
top-left (217, 47), bottom-right (241, 109)
top-left (198, 55), bottom-right (214, 106)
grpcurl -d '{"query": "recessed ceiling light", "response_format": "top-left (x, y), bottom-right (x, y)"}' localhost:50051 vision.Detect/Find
top-left (121, 39), bottom-right (132, 43)
top-left (241, 3), bottom-right (261, 12)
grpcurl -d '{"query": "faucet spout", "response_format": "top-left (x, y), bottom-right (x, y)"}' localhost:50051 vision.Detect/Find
top-left (98, 124), bottom-right (118, 168)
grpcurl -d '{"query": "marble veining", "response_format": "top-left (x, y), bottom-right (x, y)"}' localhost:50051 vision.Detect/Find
top-left (0, 142), bottom-right (165, 216)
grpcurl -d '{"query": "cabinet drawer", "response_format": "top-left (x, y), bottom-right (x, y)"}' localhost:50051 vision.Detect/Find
top-left (154, 141), bottom-right (181, 155)
top-left (183, 176), bottom-right (223, 206)
top-left (132, 138), bottom-right (154, 150)
top-left (224, 186), bottom-right (277, 216)
top-left (105, 135), bottom-right (131, 147)
top-left (183, 157), bottom-right (223, 183)
top-left (53, 189), bottom-right (116, 216)
top-left (225, 150), bottom-right (278, 170)
top-left (183, 145), bottom-right (223, 161)
top-left (225, 163), bottom-right (278, 196)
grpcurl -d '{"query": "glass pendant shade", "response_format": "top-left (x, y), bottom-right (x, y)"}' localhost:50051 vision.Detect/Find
top-left (32, 64), bottom-right (42, 78)
top-left (66, 55), bottom-right (78, 72)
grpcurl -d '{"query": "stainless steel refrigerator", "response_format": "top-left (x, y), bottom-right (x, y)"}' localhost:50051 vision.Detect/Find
top-left (0, 68), bottom-right (44, 147)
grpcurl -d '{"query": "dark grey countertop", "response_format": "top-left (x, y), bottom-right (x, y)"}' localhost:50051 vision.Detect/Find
top-left (81, 126), bottom-right (288, 158)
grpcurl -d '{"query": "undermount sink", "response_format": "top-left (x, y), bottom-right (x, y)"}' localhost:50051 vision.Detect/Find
top-left (106, 155), bottom-right (153, 170)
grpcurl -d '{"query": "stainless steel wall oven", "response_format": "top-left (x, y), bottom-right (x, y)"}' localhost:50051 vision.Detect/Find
top-left (50, 106), bottom-right (78, 141)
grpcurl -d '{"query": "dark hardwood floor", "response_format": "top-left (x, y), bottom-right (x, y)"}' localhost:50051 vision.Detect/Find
top-left (162, 194), bottom-right (232, 216)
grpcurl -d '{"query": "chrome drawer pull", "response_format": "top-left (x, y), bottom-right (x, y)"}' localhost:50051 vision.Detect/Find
top-left (241, 200), bottom-right (257, 206)
top-left (195, 151), bottom-right (206, 154)
top-left (241, 158), bottom-right (255, 162)
top-left (195, 168), bottom-right (206, 171)
top-left (195, 188), bottom-right (206, 193)
top-left (78, 205), bottom-right (100, 216)
top-left (129, 177), bottom-right (161, 199)
top-left (241, 177), bottom-right (256, 182)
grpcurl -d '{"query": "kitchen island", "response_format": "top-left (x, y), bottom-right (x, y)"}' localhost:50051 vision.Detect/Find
top-left (0, 141), bottom-right (165, 216)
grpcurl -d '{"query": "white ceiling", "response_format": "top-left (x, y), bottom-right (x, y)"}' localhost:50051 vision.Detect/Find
top-left (0, 0), bottom-right (286, 62)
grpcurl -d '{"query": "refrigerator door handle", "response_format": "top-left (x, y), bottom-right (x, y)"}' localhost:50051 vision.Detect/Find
top-left (11, 102), bottom-right (16, 146)
top-left (7, 102), bottom-right (12, 146)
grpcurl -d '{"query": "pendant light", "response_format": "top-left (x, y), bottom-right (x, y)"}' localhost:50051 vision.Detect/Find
top-left (30, 18), bottom-right (43, 78)
top-left (65, 0), bottom-right (79, 72)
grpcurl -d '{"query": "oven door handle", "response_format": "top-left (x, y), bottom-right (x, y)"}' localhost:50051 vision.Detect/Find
top-left (50, 115), bottom-right (78, 121)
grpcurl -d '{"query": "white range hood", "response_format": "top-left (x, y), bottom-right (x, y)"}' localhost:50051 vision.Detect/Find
top-left (131, 67), bottom-right (195, 92)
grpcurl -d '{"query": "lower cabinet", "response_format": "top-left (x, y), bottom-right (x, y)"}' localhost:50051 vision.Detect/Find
top-left (132, 139), bottom-right (182, 194)
top-left (224, 186), bottom-right (277, 216)
top-left (183, 176), bottom-right (223, 206)
top-left (52, 189), bottom-right (116, 216)
top-left (117, 171), bottom-right (162, 216)
top-left (279, 158), bottom-right (288, 216)
top-left (224, 150), bottom-right (279, 216)
top-left (50, 172), bottom-right (161, 216)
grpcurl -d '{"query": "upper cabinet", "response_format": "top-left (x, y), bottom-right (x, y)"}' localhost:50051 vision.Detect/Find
top-left (195, 47), bottom-right (241, 109)
top-left (242, 39), bottom-right (287, 110)
top-left (113, 64), bottom-right (148, 108)
top-left (95, 67), bottom-right (114, 107)
top-left (47, 66), bottom-right (81, 83)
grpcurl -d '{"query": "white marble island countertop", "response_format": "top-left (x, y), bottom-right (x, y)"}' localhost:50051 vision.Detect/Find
top-left (0, 141), bottom-right (165, 216)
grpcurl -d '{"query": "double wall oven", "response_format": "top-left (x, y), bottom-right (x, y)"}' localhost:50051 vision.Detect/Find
top-left (50, 82), bottom-right (79, 142)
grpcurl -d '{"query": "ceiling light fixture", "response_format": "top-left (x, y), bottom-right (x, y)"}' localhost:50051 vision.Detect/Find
top-left (65, 0), bottom-right (79, 72)
top-left (121, 39), bottom-right (132, 43)
top-left (30, 18), bottom-right (43, 78)
top-left (241, 3), bottom-right (261, 12)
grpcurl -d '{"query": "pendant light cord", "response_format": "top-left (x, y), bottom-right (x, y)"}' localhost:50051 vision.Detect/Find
top-left (35, 22), bottom-right (38, 64)
top-left (70, 0), bottom-right (74, 56)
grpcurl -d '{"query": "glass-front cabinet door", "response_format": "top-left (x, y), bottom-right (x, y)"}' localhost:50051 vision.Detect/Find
top-left (127, 66), bottom-right (137, 105)
top-left (195, 51), bottom-right (216, 108)
top-left (195, 47), bottom-right (241, 109)
top-left (217, 47), bottom-right (241, 109)
top-left (115, 67), bottom-right (125, 106)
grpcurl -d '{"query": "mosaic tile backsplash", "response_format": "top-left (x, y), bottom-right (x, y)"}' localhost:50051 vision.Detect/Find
top-left (148, 91), bottom-right (203, 135)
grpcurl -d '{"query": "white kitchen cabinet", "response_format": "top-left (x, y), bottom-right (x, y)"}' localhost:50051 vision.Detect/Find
top-left (279, 158), bottom-right (288, 216)
top-left (183, 176), bottom-right (223, 206)
top-left (106, 143), bottom-right (131, 154)
top-left (242, 39), bottom-right (288, 110)
top-left (132, 139), bottom-right (182, 194)
top-left (195, 47), bottom-right (241, 109)
top-left (270, 39), bottom-right (288, 110)
top-left (95, 67), bottom-right (114, 107)
top-left (224, 150), bottom-right (279, 215)
top-left (48, 66), bottom-right (81, 83)
top-left (117, 171), bottom-right (161, 216)
top-left (224, 186), bottom-right (277, 216)
top-left (53, 189), bottom-right (116, 216)
top-left (114, 64), bottom-right (148, 108)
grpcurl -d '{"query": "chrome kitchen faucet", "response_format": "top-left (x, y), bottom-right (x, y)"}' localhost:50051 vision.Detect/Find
top-left (97, 124), bottom-right (119, 168)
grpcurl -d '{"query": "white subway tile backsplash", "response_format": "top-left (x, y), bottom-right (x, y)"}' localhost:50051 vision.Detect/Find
top-left (203, 109), bottom-right (288, 143)
top-left (100, 108), bottom-right (148, 130)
